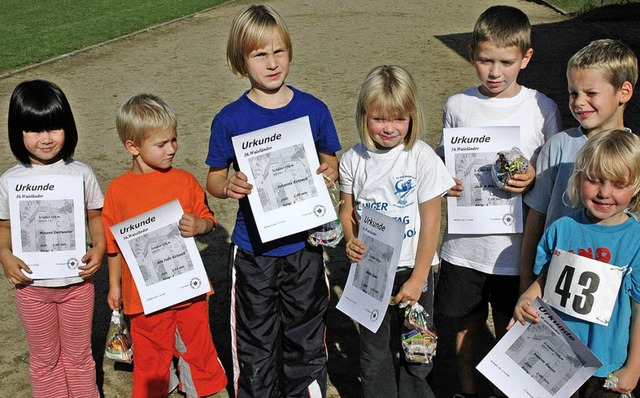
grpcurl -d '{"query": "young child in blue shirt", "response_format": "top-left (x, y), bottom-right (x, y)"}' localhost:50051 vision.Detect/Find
top-left (205, 4), bottom-right (341, 398)
top-left (513, 129), bottom-right (640, 397)
top-left (520, 39), bottom-right (637, 292)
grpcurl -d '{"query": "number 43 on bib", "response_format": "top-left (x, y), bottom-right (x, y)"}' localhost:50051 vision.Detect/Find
top-left (544, 248), bottom-right (626, 326)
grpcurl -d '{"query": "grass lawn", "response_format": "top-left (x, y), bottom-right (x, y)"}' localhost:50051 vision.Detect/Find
top-left (0, 0), bottom-right (227, 73)
top-left (543, 0), bottom-right (639, 14)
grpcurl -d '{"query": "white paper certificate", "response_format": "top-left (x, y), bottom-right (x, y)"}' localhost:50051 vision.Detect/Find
top-left (336, 207), bottom-right (404, 333)
top-left (477, 298), bottom-right (601, 398)
top-left (231, 116), bottom-right (336, 242)
top-left (110, 200), bottom-right (211, 314)
top-left (443, 126), bottom-right (522, 234)
top-left (544, 249), bottom-right (625, 326)
top-left (8, 175), bottom-right (86, 279)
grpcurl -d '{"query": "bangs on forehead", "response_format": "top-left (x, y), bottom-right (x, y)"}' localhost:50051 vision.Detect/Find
top-left (246, 26), bottom-right (287, 53)
top-left (367, 97), bottom-right (411, 118)
top-left (584, 154), bottom-right (632, 184)
top-left (19, 101), bottom-right (66, 132)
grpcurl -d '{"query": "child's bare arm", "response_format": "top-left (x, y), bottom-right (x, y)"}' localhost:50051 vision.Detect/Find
top-left (179, 214), bottom-right (215, 237)
top-left (318, 152), bottom-right (339, 188)
top-left (395, 196), bottom-right (440, 305)
top-left (509, 274), bottom-right (546, 328)
top-left (520, 208), bottom-right (546, 293)
top-left (0, 219), bottom-right (32, 284)
top-left (339, 191), bottom-right (365, 262)
top-left (206, 166), bottom-right (253, 199)
top-left (107, 253), bottom-right (123, 310)
top-left (79, 209), bottom-right (106, 279)
top-left (611, 300), bottom-right (640, 394)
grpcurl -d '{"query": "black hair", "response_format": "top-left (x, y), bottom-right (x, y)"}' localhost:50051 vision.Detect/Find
top-left (8, 80), bottom-right (78, 164)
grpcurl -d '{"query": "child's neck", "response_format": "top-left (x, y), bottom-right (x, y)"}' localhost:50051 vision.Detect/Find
top-left (586, 208), bottom-right (630, 226)
top-left (247, 85), bottom-right (293, 109)
top-left (583, 120), bottom-right (626, 139)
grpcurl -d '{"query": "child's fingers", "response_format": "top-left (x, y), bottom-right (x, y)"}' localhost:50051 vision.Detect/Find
top-left (446, 179), bottom-right (464, 197)
top-left (6, 263), bottom-right (32, 284)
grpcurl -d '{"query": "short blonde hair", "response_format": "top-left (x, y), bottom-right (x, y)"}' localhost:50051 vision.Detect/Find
top-left (226, 4), bottom-right (292, 76)
top-left (567, 39), bottom-right (638, 89)
top-left (471, 5), bottom-right (531, 55)
top-left (116, 93), bottom-right (177, 145)
top-left (567, 129), bottom-right (640, 213)
top-left (355, 65), bottom-right (425, 150)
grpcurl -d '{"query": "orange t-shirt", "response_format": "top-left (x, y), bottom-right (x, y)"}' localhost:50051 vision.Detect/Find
top-left (103, 168), bottom-right (216, 315)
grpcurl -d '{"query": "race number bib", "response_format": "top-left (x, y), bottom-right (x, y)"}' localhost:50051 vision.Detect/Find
top-left (544, 249), bottom-right (625, 326)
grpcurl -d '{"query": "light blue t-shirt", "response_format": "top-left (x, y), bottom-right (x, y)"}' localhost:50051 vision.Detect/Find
top-left (524, 126), bottom-right (586, 229)
top-left (535, 209), bottom-right (640, 377)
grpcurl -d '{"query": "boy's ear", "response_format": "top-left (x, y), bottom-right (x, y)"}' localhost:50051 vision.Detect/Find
top-left (520, 48), bottom-right (534, 69)
top-left (619, 81), bottom-right (634, 105)
top-left (125, 140), bottom-right (140, 157)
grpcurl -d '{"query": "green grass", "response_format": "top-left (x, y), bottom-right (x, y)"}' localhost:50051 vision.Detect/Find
top-left (544, 0), bottom-right (639, 14)
top-left (0, 0), bottom-right (227, 72)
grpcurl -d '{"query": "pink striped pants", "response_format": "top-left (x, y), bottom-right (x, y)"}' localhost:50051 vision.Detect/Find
top-left (15, 281), bottom-right (99, 398)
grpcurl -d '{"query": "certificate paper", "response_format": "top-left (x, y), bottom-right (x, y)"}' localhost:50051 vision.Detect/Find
top-left (8, 175), bottom-right (86, 279)
top-left (231, 116), bottom-right (336, 242)
top-left (336, 207), bottom-right (404, 333)
top-left (110, 200), bottom-right (211, 314)
top-left (443, 126), bottom-right (522, 234)
top-left (477, 298), bottom-right (601, 398)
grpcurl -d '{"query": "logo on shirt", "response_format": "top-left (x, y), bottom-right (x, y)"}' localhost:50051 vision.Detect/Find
top-left (394, 177), bottom-right (416, 207)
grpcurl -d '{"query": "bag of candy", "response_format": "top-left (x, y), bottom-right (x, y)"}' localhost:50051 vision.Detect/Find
top-left (308, 175), bottom-right (344, 248)
top-left (104, 309), bottom-right (133, 363)
top-left (491, 147), bottom-right (529, 190)
top-left (401, 302), bottom-right (437, 363)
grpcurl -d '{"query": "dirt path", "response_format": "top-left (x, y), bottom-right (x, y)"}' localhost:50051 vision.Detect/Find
top-left (1, 0), bottom-right (638, 396)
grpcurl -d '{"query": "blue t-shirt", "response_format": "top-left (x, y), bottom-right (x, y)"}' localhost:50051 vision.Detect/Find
top-left (206, 86), bottom-right (341, 255)
top-left (535, 209), bottom-right (640, 376)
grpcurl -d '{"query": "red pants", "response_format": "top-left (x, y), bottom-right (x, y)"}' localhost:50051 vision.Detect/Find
top-left (130, 297), bottom-right (227, 397)
top-left (15, 281), bottom-right (99, 398)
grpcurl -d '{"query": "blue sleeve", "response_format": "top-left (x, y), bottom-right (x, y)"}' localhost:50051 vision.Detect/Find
top-left (534, 224), bottom-right (557, 275)
top-left (314, 104), bottom-right (341, 154)
top-left (206, 112), bottom-right (235, 168)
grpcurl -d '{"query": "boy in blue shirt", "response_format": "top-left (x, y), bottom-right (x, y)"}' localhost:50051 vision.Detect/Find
top-left (520, 39), bottom-right (637, 292)
top-left (205, 5), bottom-right (341, 398)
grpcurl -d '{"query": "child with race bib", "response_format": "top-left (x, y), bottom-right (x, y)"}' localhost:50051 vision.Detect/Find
top-left (512, 129), bottom-right (640, 397)
top-left (339, 65), bottom-right (454, 398)
top-left (0, 80), bottom-right (105, 397)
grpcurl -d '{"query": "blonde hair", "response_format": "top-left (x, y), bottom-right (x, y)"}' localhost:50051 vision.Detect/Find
top-left (567, 39), bottom-right (638, 89)
top-left (471, 5), bottom-right (531, 55)
top-left (226, 4), bottom-right (292, 76)
top-left (567, 129), bottom-right (640, 213)
top-left (116, 93), bottom-right (177, 145)
top-left (355, 65), bottom-right (425, 150)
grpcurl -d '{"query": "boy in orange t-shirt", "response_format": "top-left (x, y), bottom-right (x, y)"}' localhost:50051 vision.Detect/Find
top-left (103, 93), bottom-right (227, 398)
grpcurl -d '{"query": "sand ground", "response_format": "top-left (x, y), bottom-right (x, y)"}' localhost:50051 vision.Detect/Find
top-left (0, 0), bottom-right (639, 397)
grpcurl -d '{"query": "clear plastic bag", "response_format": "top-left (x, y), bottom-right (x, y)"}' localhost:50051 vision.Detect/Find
top-left (104, 310), bottom-right (133, 363)
top-left (308, 175), bottom-right (344, 248)
top-left (491, 147), bottom-right (529, 190)
top-left (401, 303), bottom-right (437, 363)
